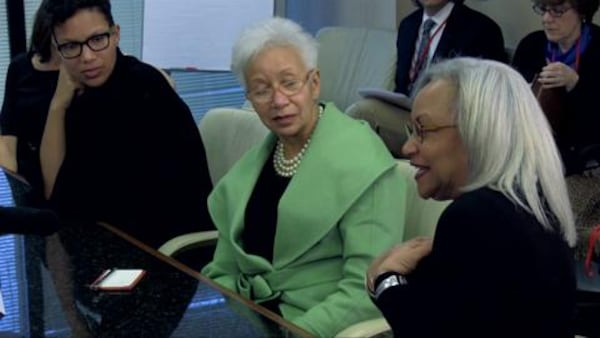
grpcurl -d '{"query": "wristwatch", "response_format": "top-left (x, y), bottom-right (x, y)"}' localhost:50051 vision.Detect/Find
top-left (369, 271), bottom-right (408, 300)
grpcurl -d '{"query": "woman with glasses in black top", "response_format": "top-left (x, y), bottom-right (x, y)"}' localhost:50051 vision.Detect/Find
top-left (512, 0), bottom-right (600, 175)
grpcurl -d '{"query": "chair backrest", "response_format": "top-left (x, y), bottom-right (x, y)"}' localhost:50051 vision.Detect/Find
top-left (317, 26), bottom-right (397, 111)
top-left (346, 98), bottom-right (411, 159)
top-left (198, 107), bottom-right (268, 185)
top-left (395, 160), bottom-right (450, 239)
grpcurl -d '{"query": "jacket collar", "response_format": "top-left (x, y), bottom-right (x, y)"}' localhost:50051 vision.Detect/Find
top-left (209, 103), bottom-right (395, 268)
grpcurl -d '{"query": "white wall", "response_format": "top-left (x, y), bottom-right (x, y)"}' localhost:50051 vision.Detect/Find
top-left (141, 0), bottom-right (273, 70)
top-left (284, 0), bottom-right (397, 35)
top-left (467, 0), bottom-right (549, 48)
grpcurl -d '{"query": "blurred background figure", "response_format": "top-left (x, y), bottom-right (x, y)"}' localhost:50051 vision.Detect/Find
top-left (0, 0), bottom-right (58, 206)
top-left (512, 0), bottom-right (600, 175)
top-left (395, 0), bottom-right (506, 95)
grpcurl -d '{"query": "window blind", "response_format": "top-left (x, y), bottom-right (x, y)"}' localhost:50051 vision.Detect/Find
top-left (171, 70), bottom-right (245, 122)
top-left (24, 0), bottom-right (37, 49)
top-left (0, 0), bottom-right (26, 334)
top-left (111, 0), bottom-right (144, 57)
top-left (0, 0), bottom-right (9, 109)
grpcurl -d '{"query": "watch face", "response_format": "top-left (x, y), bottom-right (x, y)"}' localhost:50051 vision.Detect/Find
top-left (374, 274), bottom-right (408, 299)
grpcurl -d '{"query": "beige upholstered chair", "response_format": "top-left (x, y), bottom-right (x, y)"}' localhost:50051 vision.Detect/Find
top-left (198, 107), bottom-right (269, 185)
top-left (346, 98), bottom-right (411, 159)
top-left (331, 24), bottom-right (411, 159)
top-left (157, 107), bottom-right (268, 256)
top-left (316, 26), bottom-right (397, 111)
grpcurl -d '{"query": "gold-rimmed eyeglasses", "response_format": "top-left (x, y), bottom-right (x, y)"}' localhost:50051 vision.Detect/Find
top-left (246, 69), bottom-right (315, 104)
top-left (404, 119), bottom-right (457, 144)
top-left (532, 3), bottom-right (573, 18)
top-left (53, 27), bottom-right (115, 59)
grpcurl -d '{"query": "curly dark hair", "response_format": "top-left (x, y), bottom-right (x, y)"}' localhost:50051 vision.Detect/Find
top-left (534, 0), bottom-right (600, 21)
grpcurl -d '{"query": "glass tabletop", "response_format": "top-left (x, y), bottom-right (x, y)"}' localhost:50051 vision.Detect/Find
top-left (0, 169), bottom-right (311, 337)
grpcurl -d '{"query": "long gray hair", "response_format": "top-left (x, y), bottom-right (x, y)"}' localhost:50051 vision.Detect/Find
top-left (413, 57), bottom-right (576, 246)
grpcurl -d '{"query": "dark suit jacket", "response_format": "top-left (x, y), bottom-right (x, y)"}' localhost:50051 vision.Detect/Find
top-left (395, 4), bottom-right (507, 94)
top-left (375, 188), bottom-right (576, 338)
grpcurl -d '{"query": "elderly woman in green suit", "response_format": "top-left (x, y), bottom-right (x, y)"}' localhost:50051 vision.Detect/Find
top-left (201, 17), bottom-right (407, 337)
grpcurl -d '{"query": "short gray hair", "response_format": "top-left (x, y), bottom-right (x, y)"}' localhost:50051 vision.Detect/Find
top-left (231, 17), bottom-right (319, 89)
top-left (413, 57), bottom-right (576, 246)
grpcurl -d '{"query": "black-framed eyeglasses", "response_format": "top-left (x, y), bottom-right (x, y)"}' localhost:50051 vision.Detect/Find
top-left (532, 3), bottom-right (573, 18)
top-left (404, 118), bottom-right (457, 144)
top-left (246, 69), bottom-right (315, 104)
top-left (53, 27), bottom-right (115, 59)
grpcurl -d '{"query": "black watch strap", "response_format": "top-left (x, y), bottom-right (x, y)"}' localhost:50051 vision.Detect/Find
top-left (370, 272), bottom-right (408, 300)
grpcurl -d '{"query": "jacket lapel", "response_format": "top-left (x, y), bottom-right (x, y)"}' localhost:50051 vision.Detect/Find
top-left (272, 104), bottom-right (394, 268)
top-left (209, 104), bottom-right (394, 271)
top-left (433, 5), bottom-right (461, 60)
top-left (208, 134), bottom-right (277, 272)
top-left (405, 12), bottom-right (422, 61)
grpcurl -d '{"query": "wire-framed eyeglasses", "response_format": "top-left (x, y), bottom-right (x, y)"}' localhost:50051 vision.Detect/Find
top-left (404, 119), bottom-right (457, 144)
top-left (54, 27), bottom-right (115, 59)
top-left (247, 69), bottom-right (315, 104)
top-left (532, 3), bottom-right (573, 18)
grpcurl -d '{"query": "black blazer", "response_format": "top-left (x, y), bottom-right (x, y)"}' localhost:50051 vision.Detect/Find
top-left (395, 4), bottom-right (507, 94)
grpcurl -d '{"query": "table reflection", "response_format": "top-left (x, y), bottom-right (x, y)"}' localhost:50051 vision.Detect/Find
top-left (0, 169), bottom-right (310, 337)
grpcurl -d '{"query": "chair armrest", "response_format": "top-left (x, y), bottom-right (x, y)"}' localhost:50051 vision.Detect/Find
top-left (334, 317), bottom-right (390, 338)
top-left (346, 98), bottom-right (411, 158)
top-left (158, 230), bottom-right (219, 257)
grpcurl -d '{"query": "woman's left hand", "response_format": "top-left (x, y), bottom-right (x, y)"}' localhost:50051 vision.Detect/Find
top-left (367, 237), bottom-right (433, 291)
top-left (538, 61), bottom-right (579, 92)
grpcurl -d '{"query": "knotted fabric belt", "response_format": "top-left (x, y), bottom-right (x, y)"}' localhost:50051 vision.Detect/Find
top-left (235, 259), bottom-right (342, 301)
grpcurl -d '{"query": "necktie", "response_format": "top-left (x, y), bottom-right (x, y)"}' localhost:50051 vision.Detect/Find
top-left (410, 19), bottom-right (436, 89)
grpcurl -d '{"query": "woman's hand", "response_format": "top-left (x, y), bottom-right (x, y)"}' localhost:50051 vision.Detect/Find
top-left (50, 63), bottom-right (84, 112)
top-left (538, 61), bottom-right (579, 92)
top-left (367, 237), bottom-right (433, 291)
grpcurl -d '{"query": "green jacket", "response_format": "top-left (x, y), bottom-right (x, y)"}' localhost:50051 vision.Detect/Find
top-left (202, 103), bottom-right (407, 337)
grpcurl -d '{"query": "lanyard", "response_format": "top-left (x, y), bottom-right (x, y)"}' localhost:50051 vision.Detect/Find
top-left (410, 19), bottom-right (448, 82)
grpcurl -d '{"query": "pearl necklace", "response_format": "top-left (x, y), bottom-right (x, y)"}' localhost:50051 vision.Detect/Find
top-left (273, 106), bottom-right (323, 177)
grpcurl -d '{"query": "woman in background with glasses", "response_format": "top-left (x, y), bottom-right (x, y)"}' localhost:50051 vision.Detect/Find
top-left (512, 0), bottom-right (600, 175)
top-left (367, 57), bottom-right (577, 337)
top-left (202, 17), bottom-right (407, 337)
